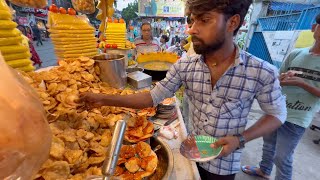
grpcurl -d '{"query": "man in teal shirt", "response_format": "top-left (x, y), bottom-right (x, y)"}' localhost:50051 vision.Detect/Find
top-left (242, 13), bottom-right (320, 180)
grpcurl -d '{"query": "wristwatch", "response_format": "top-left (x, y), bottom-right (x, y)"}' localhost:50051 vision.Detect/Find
top-left (234, 134), bottom-right (246, 149)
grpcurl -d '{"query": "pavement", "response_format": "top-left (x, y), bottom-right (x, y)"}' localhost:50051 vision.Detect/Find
top-left (35, 39), bottom-right (320, 180)
top-left (236, 100), bottom-right (320, 180)
top-left (33, 39), bottom-right (57, 69)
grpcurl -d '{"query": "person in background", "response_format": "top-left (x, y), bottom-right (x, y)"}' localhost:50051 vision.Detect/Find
top-left (31, 23), bottom-right (43, 46)
top-left (134, 22), bottom-right (160, 55)
top-left (23, 26), bottom-right (42, 67)
top-left (171, 35), bottom-right (180, 46)
top-left (242, 13), bottom-right (320, 180)
top-left (79, 0), bottom-right (287, 179)
top-left (167, 38), bottom-right (188, 57)
top-left (160, 34), bottom-right (169, 51)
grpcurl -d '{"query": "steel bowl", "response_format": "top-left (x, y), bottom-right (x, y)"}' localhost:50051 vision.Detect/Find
top-left (148, 136), bottom-right (174, 180)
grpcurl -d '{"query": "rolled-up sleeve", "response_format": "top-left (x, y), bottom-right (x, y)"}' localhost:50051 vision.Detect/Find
top-left (255, 67), bottom-right (287, 123)
top-left (150, 61), bottom-right (183, 106)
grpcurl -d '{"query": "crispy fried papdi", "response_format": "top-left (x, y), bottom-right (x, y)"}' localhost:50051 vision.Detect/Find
top-left (20, 57), bottom-right (157, 179)
top-left (116, 142), bottom-right (158, 179)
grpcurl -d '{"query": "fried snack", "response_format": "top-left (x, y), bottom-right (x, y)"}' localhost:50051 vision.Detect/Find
top-left (114, 166), bottom-right (125, 176)
top-left (125, 115), bottom-right (154, 143)
top-left (125, 157), bottom-right (140, 173)
top-left (116, 143), bottom-right (158, 179)
top-left (140, 154), bottom-right (158, 172)
top-left (19, 57), bottom-right (158, 179)
top-left (136, 141), bottom-right (152, 158)
top-left (9, 0), bottom-right (47, 8)
top-left (119, 145), bottom-right (136, 159)
top-left (71, 0), bottom-right (95, 14)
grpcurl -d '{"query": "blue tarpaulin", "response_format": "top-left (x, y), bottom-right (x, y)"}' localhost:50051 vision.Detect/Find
top-left (270, 2), bottom-right (314, 11)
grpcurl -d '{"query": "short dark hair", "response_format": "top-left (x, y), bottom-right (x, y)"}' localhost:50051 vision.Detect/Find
top-left (186, 0), bottom-right (252, 35)
top-left (141, 22), bottom-right (152, 29)
top-left (316, 14), bottom-right (320, 24)
top-left (161, 35), bottom-right (169, 42)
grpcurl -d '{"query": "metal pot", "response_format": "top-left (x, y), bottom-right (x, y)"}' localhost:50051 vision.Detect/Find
top-left (126, 67), bottom-right (144, 73)
top-left (138, 61), bottom-right (173, 81)
top-left (148, 136), bottom-right (174, 180)
top-left (93, 54), bottom-right (126, 89)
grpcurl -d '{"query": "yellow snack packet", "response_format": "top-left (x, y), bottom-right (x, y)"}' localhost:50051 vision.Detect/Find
top-left (0, 20), bottom-right (17, 29)
top-left (55, 45), bottom-right (96, 52)
top-left (16, 64), bottom-right (35, 72)
top-left (55, 48), bottom-right (97, 55)
top-left (0, 0), bottom-right (10, 11)
top-left (50, 33), bottom-right (94, 39)
top-left (0, 29), bottom-right (21, 38)
top-left (3, 51), bottom-right (31, 61)
top-left (52, 40), bottom-right (97, 46)
top-left (0, 36), bottom-right (23, 46)
top-left (0, 45), bottom-right (29, 55)
top-left (0, 10), bottom-right (11, 20)
top-left (6, 59), bottom-right (32, 68)
top-left (48, 29), bottom-right (94, 34)
top-left (56, 51), bottom-right (97, 58)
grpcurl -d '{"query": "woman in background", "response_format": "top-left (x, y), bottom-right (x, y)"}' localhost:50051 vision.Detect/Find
top-left (160, 34), bottom-right (169, 51)
top-left (23, 26), bottom-right (42, 67)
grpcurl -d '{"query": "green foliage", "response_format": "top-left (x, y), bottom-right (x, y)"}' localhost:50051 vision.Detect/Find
top-left (121, 0), bottom-right (138, 23)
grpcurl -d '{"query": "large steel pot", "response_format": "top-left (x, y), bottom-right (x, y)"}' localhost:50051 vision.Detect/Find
top-left (93, 54), bottom-right (126, 89)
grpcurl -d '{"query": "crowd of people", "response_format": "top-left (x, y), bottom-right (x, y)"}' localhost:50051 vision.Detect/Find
top-left (80, 0), bottom-right (320, 180)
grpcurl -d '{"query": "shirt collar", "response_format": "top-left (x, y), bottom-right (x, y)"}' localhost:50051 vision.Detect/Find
top-left (197, 44), bottom-right (244, 66)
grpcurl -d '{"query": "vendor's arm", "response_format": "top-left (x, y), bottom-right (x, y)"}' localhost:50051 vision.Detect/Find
top-left (243, 71), bottom-right (287, 142)
top-left (213, 67), bottom-right (287, 156)
top-left (80, 61), bottom-right (184, 109)
top-left (79, 92), bottom-right (153, 109)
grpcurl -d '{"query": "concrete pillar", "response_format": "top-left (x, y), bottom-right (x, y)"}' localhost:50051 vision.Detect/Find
top-left (245, 1), bottom-right (269, 50)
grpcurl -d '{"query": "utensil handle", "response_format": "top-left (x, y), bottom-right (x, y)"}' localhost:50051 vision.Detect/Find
top-left (102, 120), bottom-right (126, 177)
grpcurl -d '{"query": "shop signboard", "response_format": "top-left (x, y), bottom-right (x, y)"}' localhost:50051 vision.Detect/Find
top-left (34, 8), bottom-right (48, 17)
top-left (17, 16), bottom-right (28, 25)
top-left (138, 0), bottom-right (185, 17)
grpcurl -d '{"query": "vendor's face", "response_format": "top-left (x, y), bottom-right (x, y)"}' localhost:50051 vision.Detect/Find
top-left (142, 24), bottom-right (152, 40)
top-left (188, 11), bottom-right (233, 55)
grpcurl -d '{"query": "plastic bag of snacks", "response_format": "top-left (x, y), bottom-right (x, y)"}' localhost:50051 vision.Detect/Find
top-left (71, 0), bottom-right (95, 14)
top-left (8, 0), bottom-right (47, 8)
top-left (0, 53), bottom-right (52, 179)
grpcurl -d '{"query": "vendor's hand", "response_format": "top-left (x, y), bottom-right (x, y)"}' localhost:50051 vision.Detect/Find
top-left (78, 92), bottom-right (105, 109)
top-left (210, 136), bottom-right (240, 157)
top-left (280, 76), bottom-right (306, 87)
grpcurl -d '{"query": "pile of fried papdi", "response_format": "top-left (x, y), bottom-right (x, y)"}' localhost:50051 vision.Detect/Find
top-left (20, 57), bottom-right (157, 180)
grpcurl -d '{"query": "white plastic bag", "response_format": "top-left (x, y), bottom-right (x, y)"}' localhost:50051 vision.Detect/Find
top-left (0, 52), bottom-right (52, 179)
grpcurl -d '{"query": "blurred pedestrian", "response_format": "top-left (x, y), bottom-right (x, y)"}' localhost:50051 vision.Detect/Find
top-left (31, 23), bottom-right (43, 46)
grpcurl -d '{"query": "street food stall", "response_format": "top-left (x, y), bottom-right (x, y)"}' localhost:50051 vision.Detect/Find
top-left (0, 0), bottom-right (201, 179)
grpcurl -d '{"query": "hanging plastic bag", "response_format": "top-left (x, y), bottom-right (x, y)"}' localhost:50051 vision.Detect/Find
top-left (8, 0), bottom-right (47, 8)
top-left (71, 0), bottom-right (95, 14)
top-left (0, 52), bottom-right (51, 179)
